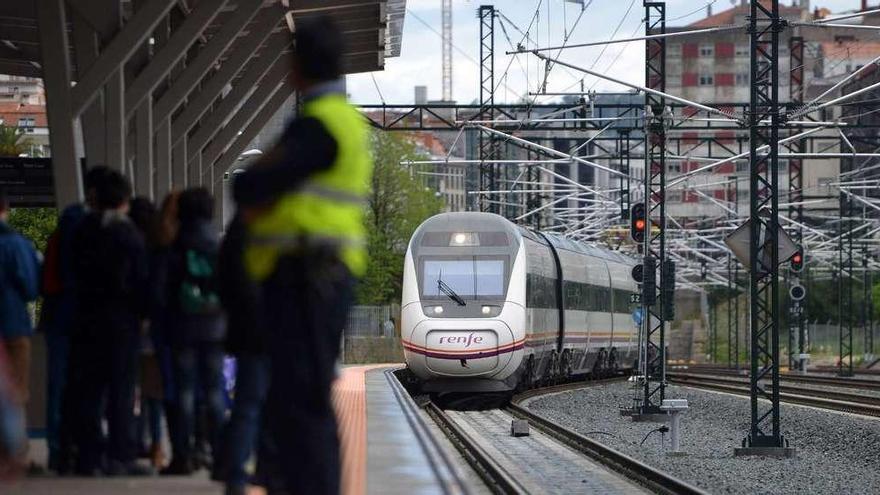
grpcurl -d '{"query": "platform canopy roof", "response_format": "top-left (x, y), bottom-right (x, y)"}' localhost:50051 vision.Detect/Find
top-left (0, 0), bottom-right (405, 79)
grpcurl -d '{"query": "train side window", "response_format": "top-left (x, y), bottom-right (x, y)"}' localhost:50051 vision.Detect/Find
top-left (612, 288), bottom-right (626, 312)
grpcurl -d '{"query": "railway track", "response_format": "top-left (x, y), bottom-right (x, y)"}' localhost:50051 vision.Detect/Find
top-left (679, 365), bottom-right (880, 389)
top-left (424, 376), bottom-right (707, 495)
top-left (667, 372), bottom-right (880, 417)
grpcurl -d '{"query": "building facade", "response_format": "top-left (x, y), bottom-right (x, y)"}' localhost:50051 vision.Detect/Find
top-left (663, 1), bottom-right (880, 222)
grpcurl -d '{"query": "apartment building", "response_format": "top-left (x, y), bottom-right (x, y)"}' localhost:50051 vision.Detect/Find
top-left (0, 75), bottom-right (45, 105)
top-left (663, 0), bottom-right (880, 222)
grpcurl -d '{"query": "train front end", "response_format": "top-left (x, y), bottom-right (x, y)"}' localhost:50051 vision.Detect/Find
top-left (401, 213), bottom-right (526, 393)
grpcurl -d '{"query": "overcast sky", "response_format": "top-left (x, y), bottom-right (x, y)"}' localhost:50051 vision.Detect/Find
top-left (346, 0), bottom-right (865, 105)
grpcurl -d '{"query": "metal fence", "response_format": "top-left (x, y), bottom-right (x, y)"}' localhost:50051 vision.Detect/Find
top-left (343, 305), bottom-right (394, 337)
top-left (340, 305), bottom-right (403, 364)
top-left (795, 323), bottom-right (878, 359)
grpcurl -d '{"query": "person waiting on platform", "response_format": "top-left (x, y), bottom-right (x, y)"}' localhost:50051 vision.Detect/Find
top-left (231, 14), bottom-right (373, 495)
top-left (0, 189), bottom-right (40, 470)
top-left (70, 170), bottom-right (151, 476)
top-left (162, 188), bottom-right (226, 476)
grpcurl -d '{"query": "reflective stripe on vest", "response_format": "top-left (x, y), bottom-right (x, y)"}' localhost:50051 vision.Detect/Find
top-left (244, 93), bottom-right (372, 281)
top-left (298, 183), bottom-right (367, 205)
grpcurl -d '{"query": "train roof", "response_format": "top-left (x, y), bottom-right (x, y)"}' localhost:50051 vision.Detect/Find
top-left (414, 212), bottom-right (635, 265)
top-left (538, 232), bottom-right (636, 266)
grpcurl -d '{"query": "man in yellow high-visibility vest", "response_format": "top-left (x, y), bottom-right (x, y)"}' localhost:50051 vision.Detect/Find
top-left (231, 15), bottom-right (372, 495)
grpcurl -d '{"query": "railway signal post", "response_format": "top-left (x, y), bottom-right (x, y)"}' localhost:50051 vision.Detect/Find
top-left (634, 0), bottom-right (670, 419)
top-left (788, 34), bottom-right (807, 373)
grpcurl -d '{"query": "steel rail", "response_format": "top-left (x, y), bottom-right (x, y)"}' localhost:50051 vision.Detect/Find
top-left (667, 373), bottom-right (880, 417)
top-left (505, 397), bottom-right (707, 495)
top-left (425, 402), bottom-right (528, 495)
top-left (421, 371), bottom-right (705, 495)
top-left (668, 373), bottom-right (880, 403)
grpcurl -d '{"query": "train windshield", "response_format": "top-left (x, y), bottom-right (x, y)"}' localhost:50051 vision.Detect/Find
top-left (422, 258), bottom-right (505, 298)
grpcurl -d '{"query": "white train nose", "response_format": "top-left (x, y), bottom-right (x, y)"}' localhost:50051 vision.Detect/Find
top-left (404, 320), bottom-right (517, 377)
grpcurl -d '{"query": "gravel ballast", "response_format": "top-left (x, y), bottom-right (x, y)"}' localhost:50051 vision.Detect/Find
top-left (526, 381), bottom-right (880, 494)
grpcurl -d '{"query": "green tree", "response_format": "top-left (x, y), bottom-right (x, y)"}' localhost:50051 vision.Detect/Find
top-left (0, 124), bottom-right (32, 157)
top-left (1, 123), bottom-right (55, 251)
top-left (357, 131), bottom-right (443, 305)
top-left (8, 208), bottom-right (56, 252)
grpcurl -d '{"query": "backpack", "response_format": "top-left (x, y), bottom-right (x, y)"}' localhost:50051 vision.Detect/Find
top-left (178, 249), bottom-right (221, 315)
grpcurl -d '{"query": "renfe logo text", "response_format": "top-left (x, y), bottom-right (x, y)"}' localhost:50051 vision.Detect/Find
top-left (439, 333), bottom-right (484, 347)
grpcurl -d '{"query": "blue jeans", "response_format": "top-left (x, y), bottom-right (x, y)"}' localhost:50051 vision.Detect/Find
top-left (44, 332), bottom-right (69, 465)
top-left (137, 398), bottom-right (162, 447)
top-left (224, 354), bottom-right (270, 489)
top-left (173, 343), bottom-right (226, 466)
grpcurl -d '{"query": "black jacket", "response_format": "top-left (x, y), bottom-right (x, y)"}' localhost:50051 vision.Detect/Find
top-left (72, 210), bottom-right (148, 333)
top-left (166, 219), bottom-right (226, 345)
top-left (218, 214), bottom-right (265, 356)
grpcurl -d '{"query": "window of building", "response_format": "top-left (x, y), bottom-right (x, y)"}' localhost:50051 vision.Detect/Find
top-left (17, 117), bottom-right (34, 127)
top-left (699, 43), bottom-right (714, 57)
top-left (735, 44), bottom-right (749, 57)
top-left (667, 43), bottom-right (681, 58)
top-left (668, 163), bottom-right (681, 173)
top-left (735, 73), bottom-right (749, 86)
top-left (699, 73), bottom-right (714, 86)
top-left (667, 190), bottom-right (682, 203)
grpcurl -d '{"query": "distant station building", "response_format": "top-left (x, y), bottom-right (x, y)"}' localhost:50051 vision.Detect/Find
top-left (409, 131), bottom-right (467, 212)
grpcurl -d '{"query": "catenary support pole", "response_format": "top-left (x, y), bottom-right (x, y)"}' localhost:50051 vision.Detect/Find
top-left (478, 5), bottom-right (499, 214)
top-left (735, 0), bottom-right (792, 457)
top-left (639, 0), bottom-right (668, 416)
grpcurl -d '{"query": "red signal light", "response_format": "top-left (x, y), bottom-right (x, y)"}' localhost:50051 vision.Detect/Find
top-left (635, 219), bottom-right (646, 231)
top-left (790, 249), bottom-right (804, 272)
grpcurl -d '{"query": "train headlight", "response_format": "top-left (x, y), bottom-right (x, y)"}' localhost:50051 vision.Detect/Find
top-left (433, 306), bottom-right (444, 314)
top-left (450, 232), bottom-right (479, 246)
top-left (481, 305), bottom-right (491, 315)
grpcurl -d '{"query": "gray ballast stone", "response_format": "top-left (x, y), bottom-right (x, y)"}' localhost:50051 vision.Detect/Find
top-left (526, 382), bottom-right (880, 495)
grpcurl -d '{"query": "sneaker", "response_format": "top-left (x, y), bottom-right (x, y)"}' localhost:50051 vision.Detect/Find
top-left (149, 444), bottom-right (165, 470)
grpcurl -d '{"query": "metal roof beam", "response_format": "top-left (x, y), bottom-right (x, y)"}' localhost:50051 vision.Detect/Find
top-left (156, 2), bottom-right (285, 132)
top-left (70, 0), bottom-right (177, 116)
top-left (185, 46), bottom-right (291, 158)
top-left (170, 30), bottom-right (290, 144)
top-left (0, 60), bottom-right (40, 78)
top-left (210, 79), bottom-right (294, 183)
top-left (124, 0), bottom-right (228, 119)
top-left (200, 61), bottom-right (290, 167)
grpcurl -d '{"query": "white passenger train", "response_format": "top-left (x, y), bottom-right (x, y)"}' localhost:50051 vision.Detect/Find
top-left (401, 212), bottom-right (640, 393)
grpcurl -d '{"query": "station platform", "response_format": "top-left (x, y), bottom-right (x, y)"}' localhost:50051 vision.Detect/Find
top-left (336, 365), bottom-right (469, 495)
top-left (3, 365), bottom-right (470, 495)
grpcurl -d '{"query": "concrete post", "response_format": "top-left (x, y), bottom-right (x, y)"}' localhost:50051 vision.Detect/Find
top-left (36, 0), bottom-right (83, 207)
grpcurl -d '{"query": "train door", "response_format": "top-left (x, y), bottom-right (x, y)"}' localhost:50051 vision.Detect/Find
top-left (602, 260), bottom-right (614, 355)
